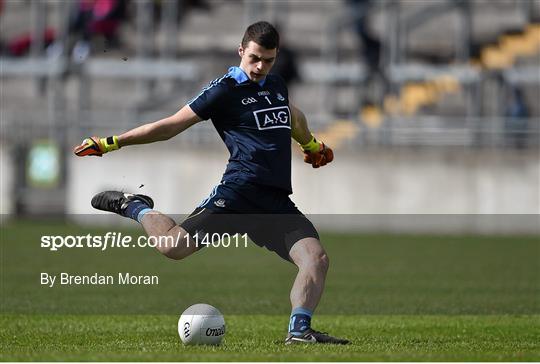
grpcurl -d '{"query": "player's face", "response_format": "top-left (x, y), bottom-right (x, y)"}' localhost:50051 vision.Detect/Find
top-left (238, 41), bottom-right (277, 83)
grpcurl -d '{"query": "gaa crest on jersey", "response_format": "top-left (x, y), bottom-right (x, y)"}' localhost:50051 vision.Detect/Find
top-left (253, 106), bottom-right (291, 130)
top-left (276, 93), bottom-right (285, 101)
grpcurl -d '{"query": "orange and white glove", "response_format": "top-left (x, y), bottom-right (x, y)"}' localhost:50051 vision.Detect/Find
top-left (300, 135), bottom-right (334, 168)
top-left (74, 136), bottom-right (120, 157)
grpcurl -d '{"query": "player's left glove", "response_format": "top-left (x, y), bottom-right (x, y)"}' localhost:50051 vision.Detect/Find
top-left (74, 136), bottom-right (120, 157)
top-left (300, 135), bottom-right (334, 168)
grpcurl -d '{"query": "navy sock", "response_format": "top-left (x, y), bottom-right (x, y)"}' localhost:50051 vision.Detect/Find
top-left (123, 200), bottom-right (151, 222)
top-left (288, 307), bottom-right (312, 335)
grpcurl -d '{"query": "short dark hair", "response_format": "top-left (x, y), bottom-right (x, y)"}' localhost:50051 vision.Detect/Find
top-left (241, 21), bottom-right (279, 50)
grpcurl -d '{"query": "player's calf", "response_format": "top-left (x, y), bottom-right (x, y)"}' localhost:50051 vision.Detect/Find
top-left (143, 221), bottom-right (197, 260)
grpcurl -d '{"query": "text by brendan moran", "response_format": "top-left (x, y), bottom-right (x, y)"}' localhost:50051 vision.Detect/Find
top-left (40, 272), bottom-right (159, 287)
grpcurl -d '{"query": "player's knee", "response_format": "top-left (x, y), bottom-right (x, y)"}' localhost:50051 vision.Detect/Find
top-left (303, 250), bottom-right (329, 273)
top-left (316, 252), bottom-right (330, 273)
top-left (290, 238), bottom-right (329, 272)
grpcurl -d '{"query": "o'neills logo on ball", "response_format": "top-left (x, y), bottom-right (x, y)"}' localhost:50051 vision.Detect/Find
top-left (205, 325), bottom-right (225, 336)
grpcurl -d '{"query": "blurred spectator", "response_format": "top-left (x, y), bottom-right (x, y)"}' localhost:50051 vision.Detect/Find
top-left (270, 23), bottom-right (300, 88)
top-left (504, 86), bottom-right (529, 149)
top-left (347, 0), bottom-right (381, 74)
top-left (5, 28), bottom-right (56, 57)
top-left (347, 0), bottom-right (386, 109)
top-left (68, 0), bottom-right (128, 62)
top-left (0, 0), bottom-right (56, 57)
top-left (271, 38), bottom-right (300, 88)
top-left (1, 1), bottom-right (127, 59)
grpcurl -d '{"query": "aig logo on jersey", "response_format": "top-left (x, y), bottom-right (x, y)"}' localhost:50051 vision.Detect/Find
top-left (253, 106), bottom-right (291, 130)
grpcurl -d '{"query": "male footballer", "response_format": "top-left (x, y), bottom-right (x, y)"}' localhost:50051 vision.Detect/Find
top-left (74, 21), bottom-right (348, 345)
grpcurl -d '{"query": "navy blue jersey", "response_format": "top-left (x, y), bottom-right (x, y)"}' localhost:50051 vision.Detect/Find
top-left (189, 66), bottom-right (293, 193)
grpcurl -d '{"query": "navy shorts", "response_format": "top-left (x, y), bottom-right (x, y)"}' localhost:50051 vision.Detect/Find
top-left (180, 181), bottom-right (319, 261)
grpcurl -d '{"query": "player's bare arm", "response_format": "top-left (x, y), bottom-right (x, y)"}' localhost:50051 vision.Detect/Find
top-left (290, 103), bottom-right (334, 168)
top-left (290, 103), bottom-right (313, 145)
top-left (119, 105), bottom-right (202, 147)
top-left (73, 105), bottom-right (201, 156)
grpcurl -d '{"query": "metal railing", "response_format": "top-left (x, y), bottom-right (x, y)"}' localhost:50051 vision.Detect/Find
top-left (2, 0), bottom-right (538, 149)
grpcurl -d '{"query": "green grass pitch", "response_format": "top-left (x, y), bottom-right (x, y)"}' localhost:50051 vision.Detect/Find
top-left (1, 220), bottom-right (539, 361)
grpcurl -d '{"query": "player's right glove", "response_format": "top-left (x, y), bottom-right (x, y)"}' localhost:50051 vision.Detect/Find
top-left (74, 136), bottom-right (120, 157)
top-left (300, 135), bottom-right (334, 168)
